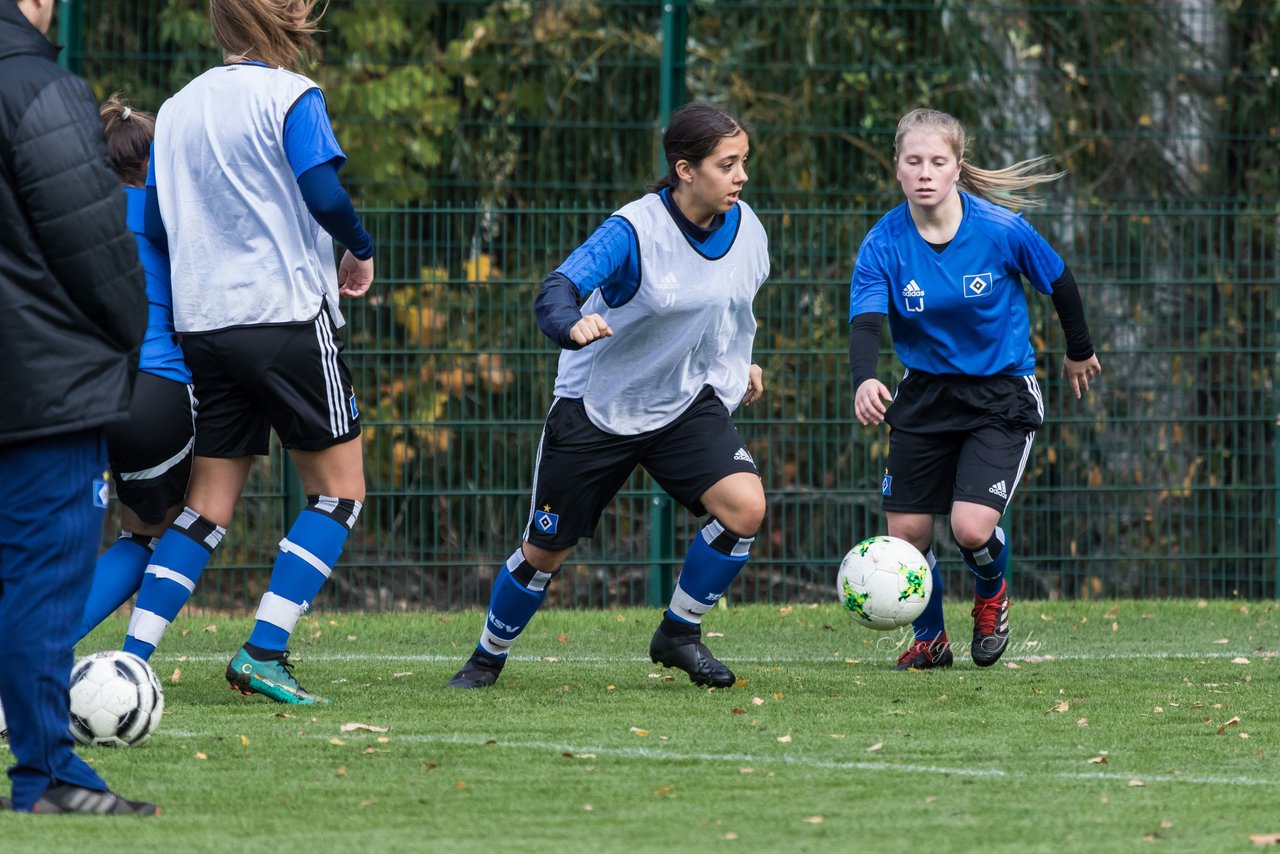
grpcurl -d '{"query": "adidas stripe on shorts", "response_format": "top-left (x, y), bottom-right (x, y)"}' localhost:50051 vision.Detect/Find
top-left (179, 308), bottom-right (360, 457)
top-left (522, 386), bottom-right (759, 550)
top-left (880, 371), bottom-right (1043, 515)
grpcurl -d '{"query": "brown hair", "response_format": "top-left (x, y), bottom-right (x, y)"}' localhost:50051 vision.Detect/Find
top-left (649, 102), bottom-right (750, 193)
top-left (98, 94), bottom-right (155, 187)
top-left (894, 109), bottom-right (1064, 211)
top-left (210, 0), bottom-right (323, 72)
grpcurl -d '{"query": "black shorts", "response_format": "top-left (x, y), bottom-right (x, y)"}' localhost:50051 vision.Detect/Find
top-left (105, 372), bottom-right (196, 525)
top-left (523, 388), bottom-right (759, 549)
top-left (181, 310), bottom-right (360, 457)
top-left (881, 371), bottom-right (1043, 515)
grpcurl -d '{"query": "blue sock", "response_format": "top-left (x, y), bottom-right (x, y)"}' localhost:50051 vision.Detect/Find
top-left (477, 549), bottom-right (556, 658)
top-left (78, 532), bottom-right (155, 643)
top-left (666, 518), bottom-right (754, 626)
top-left (912, 546), bottom-right (946, 642)
top-left (248, 497), bottom-right (361, 652)
top-left (960, 527), bottom-right (1008, 599)
top-left (123, 508), bottom-right (225, 660)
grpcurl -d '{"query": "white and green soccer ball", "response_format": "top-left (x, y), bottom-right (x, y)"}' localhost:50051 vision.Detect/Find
top-left (69, 651), bottom-right (164, 748)
top-left (837, 535), bottom-right (933, 630)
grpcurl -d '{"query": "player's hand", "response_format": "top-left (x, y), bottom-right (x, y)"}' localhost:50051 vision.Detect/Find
top-left (742, 363), bottom-right (764, 406)
top-left (338, 251), bottom-right (374, 298)
top-left (854, 378), bottom-right (893, 426)
top-left (570, 314), bottom-right (613, 347)
top-left (1062, 354), bottom-right (1102, 399)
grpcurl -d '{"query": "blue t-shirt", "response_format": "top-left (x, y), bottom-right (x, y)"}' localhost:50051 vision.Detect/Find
top-left (849, 192), bottom-right (1064, 377)
top-left (123, 186), bottom-right (191, 383)
top-left (555, 188), bottom-right (742, 305)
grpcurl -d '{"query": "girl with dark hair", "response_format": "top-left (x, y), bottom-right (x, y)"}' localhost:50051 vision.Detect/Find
top-left (75, 96), bottom-right (195, 643)
top-left (124, 0), bottom-right (374, 704)
top-left (849, 108), bottom-right (1101, 671)
top-left (448, 101), bottom-right (769, 690)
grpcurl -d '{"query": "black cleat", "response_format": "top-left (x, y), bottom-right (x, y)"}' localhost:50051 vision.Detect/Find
top-left (24, 784), bottom-right (158, 815)
top-left (970, 583), bottom-right (1010, 667)
top-left (446, 650), bottom-right (505, 688)
top-left (894, 634), bottom-right (954, 670)
top-left (649, 620), bottom-right (736, 688)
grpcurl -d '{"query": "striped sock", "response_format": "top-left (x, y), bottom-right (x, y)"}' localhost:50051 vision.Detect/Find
top-left (123, 508), bottom-right (224, 660)
top-left (78, 532), bottom-right (156, 642)
top-left (666, 518), bottom-right (754, 626)
top-left (477, 549), bottom-right (556, 658)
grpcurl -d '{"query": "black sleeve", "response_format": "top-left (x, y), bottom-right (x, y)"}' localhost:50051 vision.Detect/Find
top-left (848, 312), bottom-right (886, 390)
top-left (14, 75), bottom-right (146, 354)
top-left (535, 271), bottom-right (585, 349)
top-left (1048, 265), bottom-right (1095, 361)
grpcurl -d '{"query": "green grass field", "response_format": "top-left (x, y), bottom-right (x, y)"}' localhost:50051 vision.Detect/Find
top-left (2, 600), bottom-right (1276, 852)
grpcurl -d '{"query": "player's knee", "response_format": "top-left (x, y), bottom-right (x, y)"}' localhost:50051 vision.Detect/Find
top-left (720, 492), bottom-right (765, 536)
top-left (950, 519), bottom-right (994, 551)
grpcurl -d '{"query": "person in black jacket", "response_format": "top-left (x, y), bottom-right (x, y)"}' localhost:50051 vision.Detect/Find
top-left (0, 0), bottom-right (156, 816)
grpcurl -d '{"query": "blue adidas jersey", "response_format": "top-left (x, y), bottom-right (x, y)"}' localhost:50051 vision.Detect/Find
top-left (849, 192), bottom-right (1064, 377)
top-left (555, 188), bottom-right (743, 303)
top-left (124, 186), bottom-right (191, 384)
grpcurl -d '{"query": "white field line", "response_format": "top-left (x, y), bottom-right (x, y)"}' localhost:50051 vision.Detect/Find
top-left (156, 651), bottom-right (1274, 664)
top-left (153, 729), bottom-right (1280, 788)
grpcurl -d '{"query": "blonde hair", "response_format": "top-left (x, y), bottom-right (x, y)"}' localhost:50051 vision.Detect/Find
top-left (98, 94), bottom-right (155, 187)
top-left (894, 109), bottom-right (1064, 211)
top-left (210, 0), bottom-right (323, 72)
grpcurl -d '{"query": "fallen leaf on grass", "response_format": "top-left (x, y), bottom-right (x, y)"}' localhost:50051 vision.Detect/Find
top-left (170, 668), bottom-right (182, 684)
top-left (777, 734), bottom-right (792, 743)
top-left (654, 785), bottom-right (674, 796)
top-left (706, 632), bottom-right (725, 638)
top-left (1088, 756), bottom-right (1108, 764)
top-left (393, 672), bottom-right (413, 678)
top-left (867, 742), bottom-right (883, 752)
top-left (629, 727), bottom-right (649, 737)
top-left (557, 634), bottom-right (570, 643)
top-left (1128, 779), bottom-right (1145, 787)
top-left (341, 722), bottom-right (390, 734)
top-left (801, 816), bottom-right (824, 824)
top-left (540, 657), bottom-right (559, 663)
top-left (204, 624), bottom-right (218, 633)
top-left (194, 752), bottom-right (208, 760)
top-left (1249, 832), bottom-right (1280, 845)
top-left (329, 738), bottom-right (345, 745)
top-left (1153, 707), bottom-right (1164, 714)
top-left (454, 781), bottom-right (467, 789)
top-left (740, 768), bottom-right (754, 774)
top-left (1004, 662), bottom-right (1020, 669)
top-left (731, 707), bottom-right (746, 715)
top-left (363, 748), bottom-right (379, 755)
top-left (1047, 701), bottom-right (1070, 714)
top-left (1077, 718), bottom-right (1089, 727)
top-left (1233, 657), bottom-right (1251, 664)
top-left (1213, 639), bottom-right (1230, 644)
top-left (751, 697), bottom-right (765, 706)
top-left (239, 735), bottom-right (250, 747)
top-left (1217, 716), bottom-right (1241, 734)
top-left (336, 766), bottom-right (347, 778)
top-left (273, 712), bottom-right (296, 719)
top-left (772, 693), bottom-right (784, 700)
top-left (722, 832), bottom-right (738, 840)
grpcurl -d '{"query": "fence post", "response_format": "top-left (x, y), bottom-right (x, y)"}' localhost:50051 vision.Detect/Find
top-left (57, 0), bottom-right (83, 74)
top-left (648, 1), bottom-right (688, 608)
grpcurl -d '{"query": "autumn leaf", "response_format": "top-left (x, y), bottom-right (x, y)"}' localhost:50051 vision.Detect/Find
top-left (731, 707), bottom-right (746, 715)
top-left (340, 722), bottom-right (390, 734)
top-left (654, 785), bottom-right (674, 796)
top-left (194, 752), bottom-right (208, 760)
top-left (1004, 662), bottom-right (1020, 670)
top-left (706, 632), bottom-right (725, 638)
top-left (1232, 657), bottom-right (1251, 664)
top-left (204, 624), bottom-right (218, 633)
top-left (556, 634), bottom-right (569, 643)
top-left (1088, 756), bottom-right (1108, 764)
top-left (801, 816), bottom-right (824, 824)
top-left (1248, 832), bottom-right (1280, 845)
top-left (1077, 718), bottom-right (1089, 727)
top-left (239, 734), bottom-right (250, 746)
top-left (751, 697), bottom-right (765, 706)
top-left (329, 738), bottom-right (346, 745)
top-left (336, 766), bottom-right (347, 778)
top-left (1128, 779), bottom-right (1145, 787)
top-left (867, 741), bottom-right (883, 752)
top-left (777, 734), bottom-right (792, 743)
top-left (629, 727), bottom-right (649, 737)
top-left (1047, 701), bottom-right (1070, 714)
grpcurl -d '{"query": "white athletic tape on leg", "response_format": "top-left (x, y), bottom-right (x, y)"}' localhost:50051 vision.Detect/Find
top-left (255, 591), bottom-right (306, 634)
top-left (668, 584), bottom-right (712, 624)
top-left (479, 628), bottom-right (513, 656)
top-left (280, 538), bottom-right (333, 579)
top-left (145, 563), bottom-right (197, 593)
top-left (127, 609), bottom-right (172, 647)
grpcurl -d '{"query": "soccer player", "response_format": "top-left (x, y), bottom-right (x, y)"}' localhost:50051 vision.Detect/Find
top-left (448, 101), bottom-right (769, 690)
top-left (124, 0), bottom-right (374, 704)
top-left (849, 108), bottom-right (1102, 670)
top-left (0, 0), bottom-right (157, 815)
top-left (76, 96), bottom-right (195, 643)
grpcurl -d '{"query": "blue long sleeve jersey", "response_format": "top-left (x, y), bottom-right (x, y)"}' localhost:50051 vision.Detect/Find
top-left (145, 83), bottom-right (372, 260)
top-left (535, 188), bottom-right (739, 349)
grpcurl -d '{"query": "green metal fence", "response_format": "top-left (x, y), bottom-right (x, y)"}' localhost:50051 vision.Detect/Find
top-left (70, 1), bottom-right (1280, 608)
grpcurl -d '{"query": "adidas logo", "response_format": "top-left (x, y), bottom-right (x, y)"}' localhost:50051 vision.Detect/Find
top-left (733, 447), bottom-right (754, 464)
top-left (902, 279), bottom-right (925, 298)
top-left (988, 480), bottom-right (1008, 499)
top-left (657, 271), bottom-right (680, 289)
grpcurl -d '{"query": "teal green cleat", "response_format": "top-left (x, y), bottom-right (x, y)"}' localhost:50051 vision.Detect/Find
top-left (226, 647), bottom-right (329, 705)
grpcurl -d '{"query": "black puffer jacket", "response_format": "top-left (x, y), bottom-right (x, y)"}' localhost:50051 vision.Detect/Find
top-left (0, 3), bottom-right (146, 446)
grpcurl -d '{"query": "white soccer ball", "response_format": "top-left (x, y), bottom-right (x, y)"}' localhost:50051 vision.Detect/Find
top-left (837, 535), bottom-right (933, 630)
top-left (68, 651), bottom-right (164, 748)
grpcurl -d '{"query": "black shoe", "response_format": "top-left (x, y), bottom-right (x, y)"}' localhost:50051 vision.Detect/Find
top-left (649, 620), bottom-right (736, 688)
top-left (28, 784), bottom-right (158, 815)
top-left (446, 650), bottom-right (505, 688)
top-left (894, 634), bottom-right (954, 670)
top-left (970, 583), bottom-right (1010, 667)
